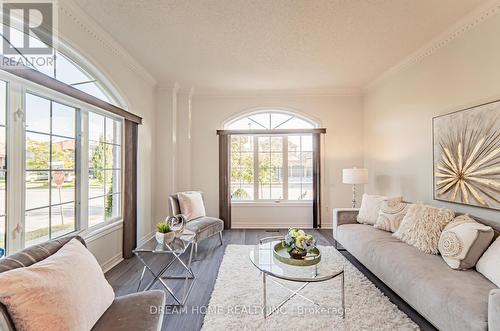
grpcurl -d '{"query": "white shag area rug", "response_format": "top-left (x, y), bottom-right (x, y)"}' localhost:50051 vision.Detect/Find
top-left (202, 245), bottom-right (419, 331)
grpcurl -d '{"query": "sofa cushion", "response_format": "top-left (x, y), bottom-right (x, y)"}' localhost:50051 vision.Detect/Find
top-left (337, 224), bottom-right (496, 331)
top-left (0, 239), bottom-right (114, 331)
top-left (393, 204), bottom-right (454, 254)
top-left (92, 290), bottom-right (165, 331)
top-left (476, 236), bottom-right (500, 288)
top-left (439, 215), bottom-right (494, 270)
top-left (374, 197), bottom-right (409, 233)
top-left (185, 217), bottom-right (224, 242)
top-left (357, 194), bottom-right (387, 225)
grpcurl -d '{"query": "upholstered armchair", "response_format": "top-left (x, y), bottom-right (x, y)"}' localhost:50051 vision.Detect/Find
top-left (169, 194), bottom-right (224, 259)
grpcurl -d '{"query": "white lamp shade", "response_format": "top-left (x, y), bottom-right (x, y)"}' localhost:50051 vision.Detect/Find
top-left (343, 168), bottom-right (368, 184)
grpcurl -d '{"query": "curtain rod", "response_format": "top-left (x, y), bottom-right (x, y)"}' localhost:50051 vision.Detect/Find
top-left (217, 128), bottom-right (326, 135)
top-left (1, 56), bottom-right (142, 125)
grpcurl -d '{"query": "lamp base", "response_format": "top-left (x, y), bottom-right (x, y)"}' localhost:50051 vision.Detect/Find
top-left (351, 185), bottom-right (357, 208)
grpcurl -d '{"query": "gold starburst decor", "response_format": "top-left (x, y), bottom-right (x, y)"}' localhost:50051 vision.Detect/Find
top-left (433, 101), bottom-right (500, 210)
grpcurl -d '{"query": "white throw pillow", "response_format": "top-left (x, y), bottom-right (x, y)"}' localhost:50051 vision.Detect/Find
top-left (0, 239), bottom-right (115, 331)
top-left (374, 197), bottom-right (408, 233)
top-left (178, 191), bottom-right (206, 221)
top-left (357, 194), bottom-right (388, 225)
top-left (393, 203), bottom-right (454, 254)
top-left (438, 215), bottom-right (494, 270)
top-left (476, 236), bottom-right (500, 287)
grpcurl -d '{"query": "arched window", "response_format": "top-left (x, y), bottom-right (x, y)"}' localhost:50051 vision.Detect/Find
top-left (1, 21), bottom-right (122, 106)
top-left (225, 110), bottom-right (317, 130)
top-left (225, 110), bottom-right (318, 202)
top-left (0, 21), bottom-right (127, 253)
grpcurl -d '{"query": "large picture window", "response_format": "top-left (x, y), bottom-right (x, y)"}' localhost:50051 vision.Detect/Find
top-left (0, 81), bottom-right (6, 256)
top-left (88, 113), bottom-right (122, 227)
top-left (227, 111), bottom-right (317, 202)
top-left (25, 94), bottom-right (77, 246)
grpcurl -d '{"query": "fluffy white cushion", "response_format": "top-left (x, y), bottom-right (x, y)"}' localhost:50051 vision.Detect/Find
top-left (476, 236), bottom-right (500, 287)
top-left (393, 204), bottom-right (454, 254)
top-left (178, 191), bottom-right (206, 221)
top-left (438, 215), bottom-right (494, 270)
top-left (0, 239), bottom-right (114, 331)
top-left (357, 194), bottom-right (387, 225)
top-left (374, 197), bottom-right (408, 233)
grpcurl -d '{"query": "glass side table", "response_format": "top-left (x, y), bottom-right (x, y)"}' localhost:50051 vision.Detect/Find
top-left (133, 230), bottom-right (196, 306)
top-left (250, 236), bottom-right (345, 319)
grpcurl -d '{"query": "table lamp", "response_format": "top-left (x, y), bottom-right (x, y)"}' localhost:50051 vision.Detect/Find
top-left (342, 168), bottom-right (368, 208)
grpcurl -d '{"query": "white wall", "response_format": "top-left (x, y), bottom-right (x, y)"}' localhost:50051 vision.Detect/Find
top-left (153, 93), bottom-right (364, 228)
top-left (363, 13), bottom-right (500, 222)
top-left (57, 1), bottom-right (157, 270)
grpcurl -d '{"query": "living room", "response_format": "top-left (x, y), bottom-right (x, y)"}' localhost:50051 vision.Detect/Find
top-left (0, 0), bottom-right (499, 330)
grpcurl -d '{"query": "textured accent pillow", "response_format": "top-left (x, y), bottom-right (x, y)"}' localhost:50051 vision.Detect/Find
top-left (476, 236), bottom-right (500, 287)
top-left (438, 215), bottom-right (494, 270)
top-left (0, 239), bottom-right (114, 331)
top-left (357, 194), bottom-right (387, 225)
top-left (178, 191), bottom-right (206, 221)
top-left (374, 197), bottom-right (408, 233)
top-left (393, 204), bottom-right (455, 254)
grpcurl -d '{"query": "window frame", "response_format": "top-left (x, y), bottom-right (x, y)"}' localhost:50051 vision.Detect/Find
top-left (227, 110), bottom-right (318, 205)
top-left (0, 69), bottom-right (124, 254)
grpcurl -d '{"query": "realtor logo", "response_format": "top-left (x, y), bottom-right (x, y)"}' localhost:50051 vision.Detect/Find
top-left (2, 2), bottom-right (53, 55)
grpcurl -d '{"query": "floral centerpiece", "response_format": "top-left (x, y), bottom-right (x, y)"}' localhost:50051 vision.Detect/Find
top-left (282, 228), bottom-right (317, 259)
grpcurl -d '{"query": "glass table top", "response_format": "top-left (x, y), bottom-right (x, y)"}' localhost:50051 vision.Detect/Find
top-left (134, 230), bottom-right (196, 254)
top-left (249, 240), bottom-right (344, 282)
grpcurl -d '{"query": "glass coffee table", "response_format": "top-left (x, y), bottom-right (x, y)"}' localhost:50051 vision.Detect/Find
top-left (250, 236), bottom-right (345, 319)
top-left (133, 230), bottom-right (196, 306)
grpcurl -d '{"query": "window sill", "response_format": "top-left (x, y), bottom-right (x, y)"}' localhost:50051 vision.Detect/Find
top-left (232, 201), bottom-right (313, 207)
top-left (82, 219), bottom-right (124, 244)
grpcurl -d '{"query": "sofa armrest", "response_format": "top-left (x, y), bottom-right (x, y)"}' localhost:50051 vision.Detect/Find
top-left (332, 208), bottom-right (359, 240)
top-left (490, 289), bottom-right (500, 331)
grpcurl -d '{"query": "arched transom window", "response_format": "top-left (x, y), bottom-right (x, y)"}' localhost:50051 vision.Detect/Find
top-left (225, 111), bottom-right (316, 130)
top-left (226, 110), bottom-right (318, 202)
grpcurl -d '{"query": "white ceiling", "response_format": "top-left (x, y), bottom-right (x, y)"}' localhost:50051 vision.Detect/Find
top-left (75, 0), bottom-right (488, 93)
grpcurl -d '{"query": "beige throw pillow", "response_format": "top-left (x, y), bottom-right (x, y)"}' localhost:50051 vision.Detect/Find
top-left (438, 215), bottom-right (494, 270)
top-left (476, 236), bottom-right (500, 287)
top-left (374, 197), bottom-right (408, 233)
top-left (0, 239), bottom-right (115, 331)
top-left (393, 204), bottom-right (454, 254)
top-left (357, 194), bottom-right (387, 225)
top-left (178, 191), bottom-right (206, 221)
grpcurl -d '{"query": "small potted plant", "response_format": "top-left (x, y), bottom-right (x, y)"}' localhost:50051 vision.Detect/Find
top-left (155, 222), bottom-right (175, 245)
top-left (282, 228), bottom-right (316, 259)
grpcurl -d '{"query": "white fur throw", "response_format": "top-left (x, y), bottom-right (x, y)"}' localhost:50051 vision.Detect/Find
top-left (393, 204), bottom-right (455, 254)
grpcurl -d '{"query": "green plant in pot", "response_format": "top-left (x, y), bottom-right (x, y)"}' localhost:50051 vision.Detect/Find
top-left (155, 222), bottom-right (175, 245)
top-left (282, 228), bottom-right (316, 259)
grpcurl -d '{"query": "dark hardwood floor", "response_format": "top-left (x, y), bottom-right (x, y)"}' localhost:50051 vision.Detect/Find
top-left (105, 229), bottom-right (435, 331)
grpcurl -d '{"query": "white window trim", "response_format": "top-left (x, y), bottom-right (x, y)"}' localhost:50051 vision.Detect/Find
top-left (0, 70), bottom-right (125, 255)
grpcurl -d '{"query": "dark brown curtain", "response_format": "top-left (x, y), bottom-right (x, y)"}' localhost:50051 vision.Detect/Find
top-left (312, 133), bottom-right (321, 228)
top-left (218, 134), bottom-right (231, 229)
top-left (123, 120), bottom-right (139, 258)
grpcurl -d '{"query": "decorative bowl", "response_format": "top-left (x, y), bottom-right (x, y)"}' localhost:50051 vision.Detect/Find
top-left (273, 243), bottom-right (321, 266)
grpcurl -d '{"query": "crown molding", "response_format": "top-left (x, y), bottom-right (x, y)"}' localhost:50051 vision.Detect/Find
top-left (59, 0), bottom-right (157, 87)
top-left (364, 0), bottom-right (500, 92)
top-left (155, 84), bottom-right (362, 97)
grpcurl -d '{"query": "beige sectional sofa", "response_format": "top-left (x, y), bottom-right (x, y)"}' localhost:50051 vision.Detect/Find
top-left (333, 208), bottom-right (500, 331)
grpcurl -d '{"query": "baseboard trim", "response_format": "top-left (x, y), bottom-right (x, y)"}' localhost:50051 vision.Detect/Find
top-left (101, 253), bottom-right (124, 273)
top-left (335, 241), bottom-right (438, 331)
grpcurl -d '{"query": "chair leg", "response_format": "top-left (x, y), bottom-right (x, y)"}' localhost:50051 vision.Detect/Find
top-left (218, 232), bottom-right (223, 246)
top-left (194, 243), bottom-right (198, 260)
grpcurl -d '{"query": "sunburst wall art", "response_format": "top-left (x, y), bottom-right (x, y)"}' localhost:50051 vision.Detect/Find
top-left (433, 100), bottom-right (500, 210)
